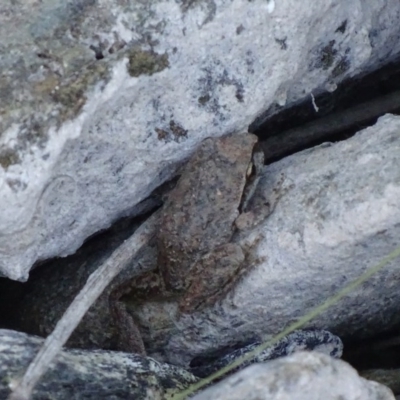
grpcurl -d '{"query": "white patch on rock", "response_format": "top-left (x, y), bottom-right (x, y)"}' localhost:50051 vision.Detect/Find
top-left (192, 351), bottom-right (395, 400)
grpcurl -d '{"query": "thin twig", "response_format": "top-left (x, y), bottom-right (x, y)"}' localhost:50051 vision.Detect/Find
top-left (7, 210), bottom-right (161, 400)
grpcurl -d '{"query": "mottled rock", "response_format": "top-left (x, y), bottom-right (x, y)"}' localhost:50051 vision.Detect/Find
top-left (190, 330), bottom-right (343, 378)
top-left (361, 369), bottom-right (400, 397)
top-left (150, 114), bottom-right (400, 365)
top-left (2, 0), bottom-right (400, 280)
top-left (0, 329), bottom-right (197, 400)
top-left (192, 351), bottom-right (395, 400)
top-left (7, 115), bottom-right (400, 368)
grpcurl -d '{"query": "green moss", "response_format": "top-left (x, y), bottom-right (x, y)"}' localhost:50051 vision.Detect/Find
top-left (51, 61), bottom-right (110, 123)
top-left (198, 94), bottom-right (210, 105)
top-left (180, 0), bottom-right (204, 12)
top-left (331, 57), bottom-right (350, 78)
top-left (1, 374), bottom-right (11, 387)
top-left (155, 120), bottom-right (187, 142)
top-left (0, 148), bottom-right (21, 169)
top-left (127, 48), bottom-right (169, 77)
top-left (178, 0), bottom-right (216, 24)
top-left (319, 40), bottom-right (337, 70)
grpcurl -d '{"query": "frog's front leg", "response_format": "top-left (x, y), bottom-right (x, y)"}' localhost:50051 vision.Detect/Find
top-left (179, 243), bottom-right (245, 313)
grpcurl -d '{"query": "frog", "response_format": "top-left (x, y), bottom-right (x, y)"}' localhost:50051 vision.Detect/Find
top-left (111, 133), bottom-right (265, 355)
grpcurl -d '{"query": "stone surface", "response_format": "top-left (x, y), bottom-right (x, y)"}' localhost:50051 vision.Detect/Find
top-left (11, 114), bottom-right (400, 368)
top-left (2, 0), bottom-right (400, 281)
top-left (361, 369), bottom-right (400, 396)
top-left (192, 351), bottom-right (395, 400)
top-left (0, 329), bottom-right (198, 400)
top-left (189, 329), bottom-right (343, 378)
top-left (158, 114), bottom-right (400, 365)
top-left (3, 329), bottom-right (392, 400)
top-left (10, 214), bottom-right (160, 354)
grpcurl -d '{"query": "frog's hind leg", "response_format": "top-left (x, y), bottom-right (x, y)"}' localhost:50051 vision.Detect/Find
top-left (109, 270), bottom-right (167, 355)
top-left (179, 243), bottom-right (245, 313)
top-left (110, 298), bottom-right (147, 355)
top-left (109, 269), bottom-right (177, 355)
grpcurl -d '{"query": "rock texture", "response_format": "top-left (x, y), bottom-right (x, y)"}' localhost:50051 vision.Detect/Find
top-left (2, 0), bottom-right (400, 280)
top-left (0, 329), bottom-right (198, 400)
top-left (192, 351), bottom-right (395, 400)
top-left (189, 330), bottom-right (343, 378)
top-left (3, 328), bottom-right (394, 399)
top-left (12, 114), bottom-right (400, 368)
top-left (362, 369), bottom-right (400, 396)
top-left (159, 114), bottom-right (400, 365)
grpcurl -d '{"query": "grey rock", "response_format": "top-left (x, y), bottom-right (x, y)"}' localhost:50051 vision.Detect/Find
top-left (160, 114), bottom-right (400, 365)
top-left (190, 329), bottom-right (343, 378)
top-left (0, 328), bottom-right (344, 399)
top-left (11, 214), bottom-right (160, 353)
top-left (2, 0), bottom-right (400, 281)
top-left (361, 369), bottom-right (400, 396)
top-left (0, 329), bottom-right (198, 400)
top-left (9, 114), bottom-right (400, 368)
top-left (192, 351), bottom-right (395, 400)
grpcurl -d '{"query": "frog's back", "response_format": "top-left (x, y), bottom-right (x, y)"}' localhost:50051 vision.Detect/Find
top-left (158, 133), bottom-right (257, 291)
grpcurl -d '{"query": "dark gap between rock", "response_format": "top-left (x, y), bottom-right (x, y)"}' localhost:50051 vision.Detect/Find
top-left (342, 328), bottom-right (400, 370)
top-left (253, 57), bottom-right (400, 164)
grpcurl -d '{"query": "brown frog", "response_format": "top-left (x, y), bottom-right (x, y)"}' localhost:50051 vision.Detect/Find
top-left (112, 133), bottom-right (264, 354)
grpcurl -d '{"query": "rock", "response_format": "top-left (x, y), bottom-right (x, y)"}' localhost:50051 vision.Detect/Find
top-left (7, 114), bottom-right (400, 367)
top-left (361, 369), bottom-right (400, 396)
top-left (0, 328), bottom-right (357, 400)
top-left (192, 351), bottom-right (395, 400)
top-left (189, 329), bottom-right (343, 378)
top-left (0, 329), bottom-right (198, 400)
top-left (6, 211), bottom-right (160, 353)
top-left (259, 90), bottom-right (400, 163)
top-left (148, 114), bottom-right (400, 365)
top-left (344, 332), bottom-right (400, 395)
top-left (2, 0), bottom-right (400, 281)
